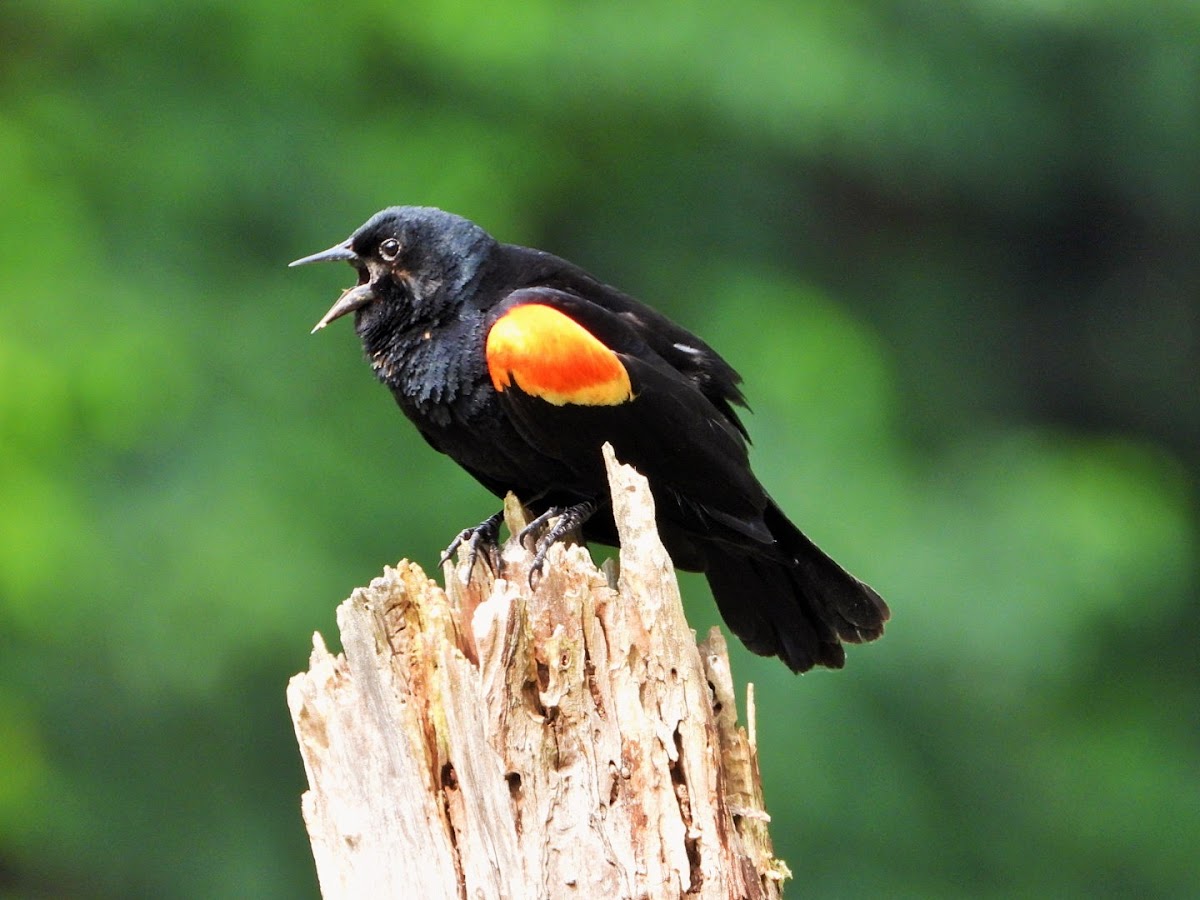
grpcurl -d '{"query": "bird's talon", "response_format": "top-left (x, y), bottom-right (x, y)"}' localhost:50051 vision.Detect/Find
top-left (527, 537), bottom-right (555, 589)
top-left (438, 531), bottom-right (470, 568)
top-left (441, 511), bottom-right (503, 575)
top-left (517, 507), bottom-right (559, 549)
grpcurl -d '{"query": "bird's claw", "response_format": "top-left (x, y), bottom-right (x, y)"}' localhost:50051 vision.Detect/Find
top-left (516, 507), bottom-right (561, 551)
top-left (518, 501), bottom-right (599, 589)
top-left (527, 539), bottom-right (554, 590)
top-left (440, 511), bottom-right (504, 575)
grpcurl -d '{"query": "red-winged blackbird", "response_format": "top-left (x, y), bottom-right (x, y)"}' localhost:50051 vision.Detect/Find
top-left (292, 207), bottom-right (888, 672)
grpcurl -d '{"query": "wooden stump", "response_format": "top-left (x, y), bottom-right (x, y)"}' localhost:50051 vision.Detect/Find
top-left (287, 445), bottom-right (789, 899)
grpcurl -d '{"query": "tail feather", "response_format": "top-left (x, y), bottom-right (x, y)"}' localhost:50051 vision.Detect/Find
top-left (704, 500), bottom-right (889, 673)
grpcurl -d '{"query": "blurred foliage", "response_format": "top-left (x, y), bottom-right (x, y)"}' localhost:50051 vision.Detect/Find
top-left (1, 0), bottom-right (1197, 897)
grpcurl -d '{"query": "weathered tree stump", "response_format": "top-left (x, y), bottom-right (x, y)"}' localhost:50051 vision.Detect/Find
top-left (287, 445), bottom-right (789, 899)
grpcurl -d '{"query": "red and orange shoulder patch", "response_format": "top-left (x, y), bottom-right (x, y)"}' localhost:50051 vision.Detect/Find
top-left (486, 303), bottom-right (633, 406)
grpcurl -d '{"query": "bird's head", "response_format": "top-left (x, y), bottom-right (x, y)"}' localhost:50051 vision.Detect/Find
top-left (291, 206), bottom-right (496, 334)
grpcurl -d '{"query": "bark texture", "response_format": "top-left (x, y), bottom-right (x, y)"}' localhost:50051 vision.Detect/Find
top-left (287, 445), bottom-right (789, 899)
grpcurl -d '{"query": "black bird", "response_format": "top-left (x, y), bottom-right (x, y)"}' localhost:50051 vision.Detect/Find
top-left (292, 207), bottom-right (888, 672)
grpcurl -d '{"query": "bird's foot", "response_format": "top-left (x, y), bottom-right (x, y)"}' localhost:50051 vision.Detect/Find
top-left (517, 500), bottom-right (598, 588)
top-left (440, 510), bottom-right (504, 575)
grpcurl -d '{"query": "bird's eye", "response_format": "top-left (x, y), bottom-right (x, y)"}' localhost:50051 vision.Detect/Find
top-left (379, 238), bottom-right (401, 261)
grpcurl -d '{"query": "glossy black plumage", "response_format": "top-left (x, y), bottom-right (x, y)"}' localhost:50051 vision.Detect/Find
top-left (292, 206), bottom-right (888, 672)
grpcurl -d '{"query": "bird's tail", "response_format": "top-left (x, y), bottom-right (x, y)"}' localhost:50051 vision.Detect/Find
top-left (704, 500), bottom-right (889, 673)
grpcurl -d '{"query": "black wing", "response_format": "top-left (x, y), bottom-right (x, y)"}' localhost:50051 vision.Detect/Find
top-left (483, 286), bottom-right (772, 549)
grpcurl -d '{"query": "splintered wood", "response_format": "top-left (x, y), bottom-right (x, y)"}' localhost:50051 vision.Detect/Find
top-left (287, 445), bottom-right (788, 899)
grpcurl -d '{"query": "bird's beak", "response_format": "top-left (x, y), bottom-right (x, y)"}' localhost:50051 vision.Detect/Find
top-left (310, 283), bottom-right (377, 333)
top-left (289, 241), bottom-right (358, 267)
top-left (290, 240), bottom-right (376, 333)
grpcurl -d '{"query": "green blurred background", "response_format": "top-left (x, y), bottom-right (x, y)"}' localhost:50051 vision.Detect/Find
top-left (2, 1), bottom-right (1197, 896)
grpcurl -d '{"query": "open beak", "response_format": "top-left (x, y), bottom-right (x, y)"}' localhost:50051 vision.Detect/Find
top-left (289, 240), bottom-right (376, 333)
top-left (309, 283), bottom-right (376, 333)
